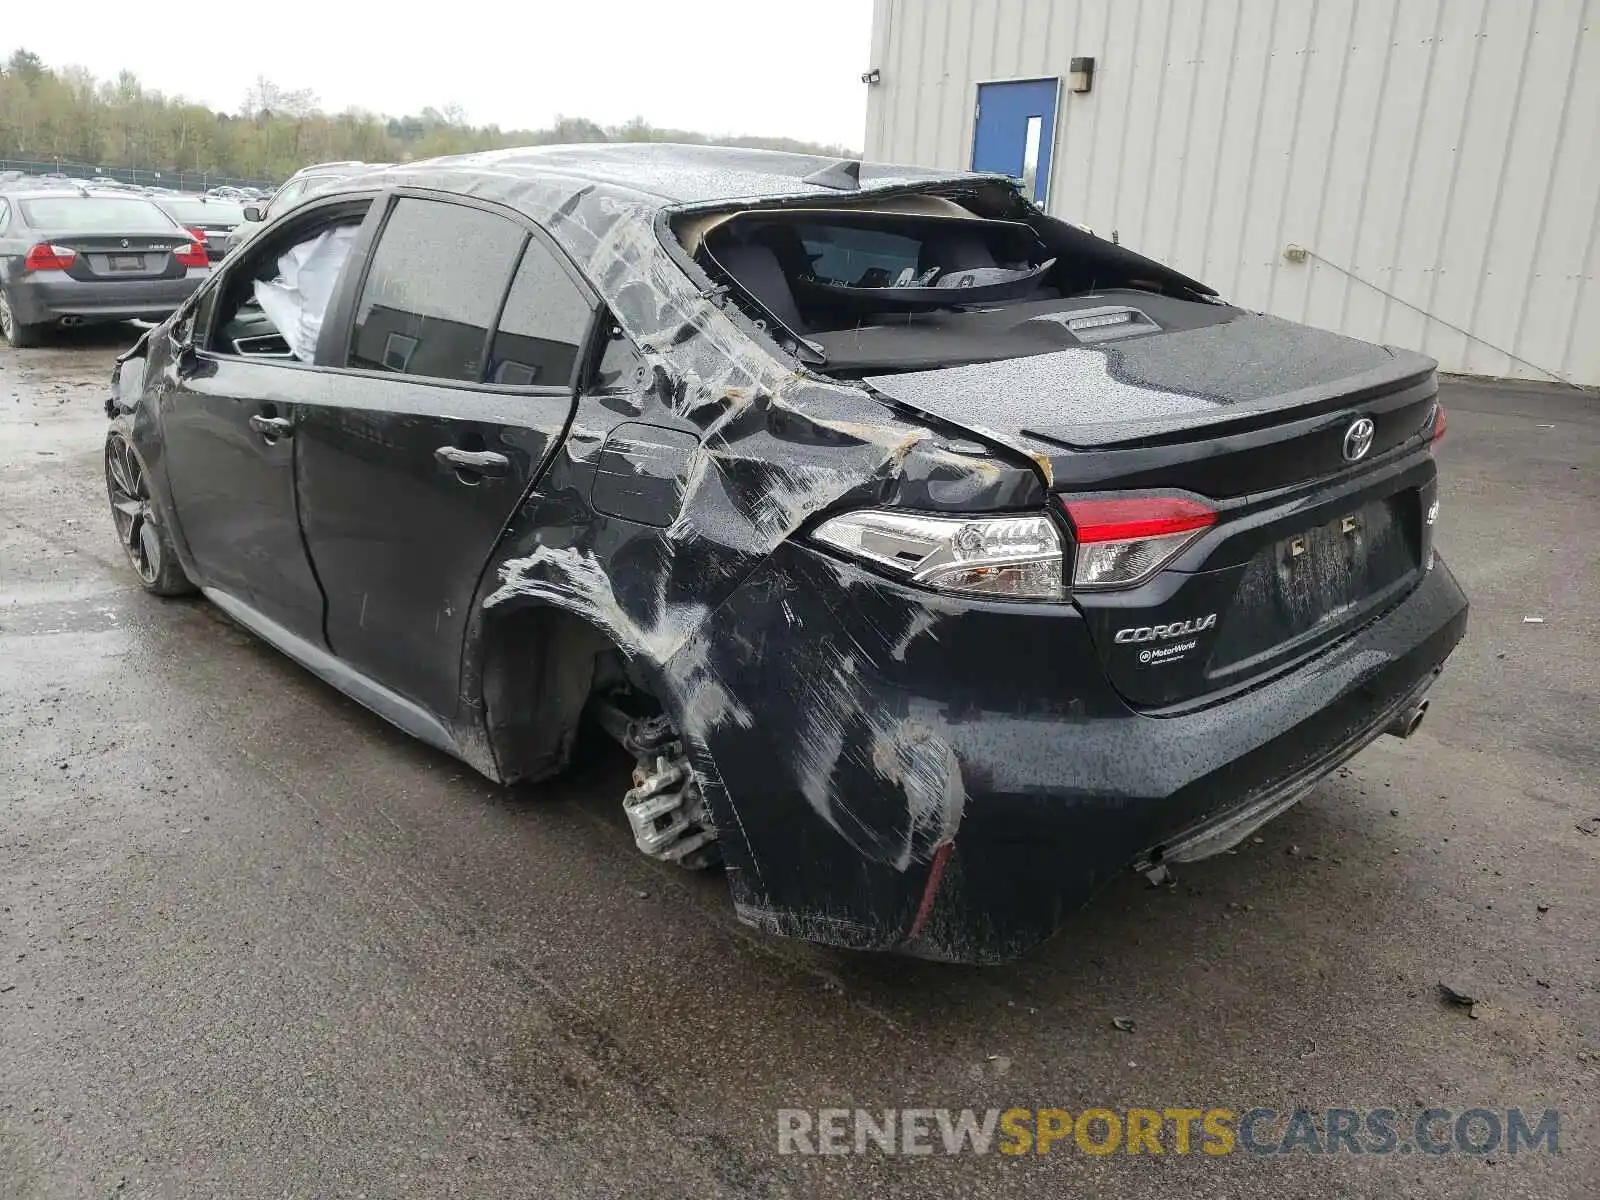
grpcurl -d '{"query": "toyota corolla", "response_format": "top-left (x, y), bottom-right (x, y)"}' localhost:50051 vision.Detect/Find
top-left (103, 144), bottom-right (1467, 962)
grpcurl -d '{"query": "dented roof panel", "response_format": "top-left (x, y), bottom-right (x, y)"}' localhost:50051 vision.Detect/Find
top-left (352, 142), bottom-right (976, 207)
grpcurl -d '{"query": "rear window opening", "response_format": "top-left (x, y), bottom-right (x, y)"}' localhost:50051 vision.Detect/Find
top-left (675, 191), bottom-right (1224, 375)
top-left (17, 196), bottom-right (184, 236)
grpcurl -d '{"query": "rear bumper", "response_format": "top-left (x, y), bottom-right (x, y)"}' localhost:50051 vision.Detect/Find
top-left (1135, 671), bottom-right (1437, 870)
top-left (8, 270), bottom-right (207, 324)
top-left (687, 543), bottom-right (1468, 963)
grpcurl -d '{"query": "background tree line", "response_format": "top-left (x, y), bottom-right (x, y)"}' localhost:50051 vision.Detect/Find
top-left (0, 49), bottom-right (857, 186)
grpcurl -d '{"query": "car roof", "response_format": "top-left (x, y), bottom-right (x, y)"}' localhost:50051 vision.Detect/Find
top-left (0, 179), bottom-right (82, 193)
top-left (2, 188), bottom-right (141, 203)
top-left (290, 161), bottom-right (385, 181)
top-left (328, 143), bottom-right (982, 212)
top-left (273, 145), bottom-right (1009, 393)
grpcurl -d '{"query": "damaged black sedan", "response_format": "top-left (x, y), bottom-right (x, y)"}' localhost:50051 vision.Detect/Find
top-left (105, 144), bottom-right (1467, 962)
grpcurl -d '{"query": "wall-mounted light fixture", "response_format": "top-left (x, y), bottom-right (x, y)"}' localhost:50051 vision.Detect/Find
top-left (1069, 57), bottom-right (1096, 94)
top-left (861, 68), bottom-right (882, 85)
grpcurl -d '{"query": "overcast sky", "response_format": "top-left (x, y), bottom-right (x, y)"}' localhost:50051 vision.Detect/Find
top-left (6, 0), bottom-right (875, 148)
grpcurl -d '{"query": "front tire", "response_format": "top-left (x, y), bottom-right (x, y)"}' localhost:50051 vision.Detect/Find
top-left (0, 286), bottom-right (42, 348)
top-left (105, 427), bottom-right (194, 596)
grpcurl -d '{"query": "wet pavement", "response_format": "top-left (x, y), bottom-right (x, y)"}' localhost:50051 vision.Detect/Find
top-left (1, 326), bottom-right (1595, 1199)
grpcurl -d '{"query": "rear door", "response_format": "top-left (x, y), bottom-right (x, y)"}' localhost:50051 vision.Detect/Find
top-left (294, 191), bottom-right (594, 719)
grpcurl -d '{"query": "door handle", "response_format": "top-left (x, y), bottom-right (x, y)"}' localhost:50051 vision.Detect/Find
top-left (435, 446), bottom-right (510, 478)
top-left (248, 414), bottom-right (293, 439)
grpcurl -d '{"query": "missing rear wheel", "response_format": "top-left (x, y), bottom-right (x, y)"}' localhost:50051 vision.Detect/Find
top-left (594, 700), bottom-right (720, 870)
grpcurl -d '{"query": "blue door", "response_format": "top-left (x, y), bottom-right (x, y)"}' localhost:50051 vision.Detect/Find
top-left (972, 79), bottom-right (1059, 205)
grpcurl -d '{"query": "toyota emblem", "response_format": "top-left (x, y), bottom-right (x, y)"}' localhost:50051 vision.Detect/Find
top-left (1343, 417), bottom-right (1375, 462)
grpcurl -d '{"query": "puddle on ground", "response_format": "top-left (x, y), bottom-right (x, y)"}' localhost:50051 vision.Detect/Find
top-left (1, 337), bottom-right (127, 459)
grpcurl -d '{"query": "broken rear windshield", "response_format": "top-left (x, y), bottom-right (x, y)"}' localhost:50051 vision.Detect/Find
top-left (691, 206), bottom-right (1081, 371)
top-left (705, 211), bottom-right (1049, 314)
top-left (19, 196), bottom-right (182, 235)
top-left (684, 195), bottom-right (1223, 373)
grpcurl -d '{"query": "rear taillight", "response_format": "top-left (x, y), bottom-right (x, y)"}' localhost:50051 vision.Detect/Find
top-left (23, 243), bottom-right (77, 272)
top-left (175, 239), bottom-right (209, 268)
top-left (809, 510), bottom-right (1064, 599)
top-left (1059, 495), bottom-right (1217, 590)
top-left (1428, 401), bottom-right (1447, 444)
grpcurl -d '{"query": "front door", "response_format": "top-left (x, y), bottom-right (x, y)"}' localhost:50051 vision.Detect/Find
top-left (159, 196), bottom-right (377, 643)
top-left (294, 192), bottom-right (593, 720)
top-left (159, 352), bottom-right (326, 639)
top-left (972, 79), bottom-right (1060, 205)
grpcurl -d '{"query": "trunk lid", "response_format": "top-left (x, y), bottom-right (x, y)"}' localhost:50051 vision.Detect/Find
top-left (52, 235), bottom-right (185, 282)
top-left (863, 312), bottom-right (1442, 707)
top-left (863, 312), bottom-right (1436, 480)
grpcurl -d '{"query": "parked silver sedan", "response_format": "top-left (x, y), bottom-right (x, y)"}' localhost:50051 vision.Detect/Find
top-left (0, 188), bottom-right (210, 347)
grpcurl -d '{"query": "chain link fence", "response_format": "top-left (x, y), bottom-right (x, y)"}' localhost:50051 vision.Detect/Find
top-left (0, 158), bottom-right (275, 193)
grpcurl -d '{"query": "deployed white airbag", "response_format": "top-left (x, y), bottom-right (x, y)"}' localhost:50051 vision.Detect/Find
top-left (253, 224), bottom-right (359, 362)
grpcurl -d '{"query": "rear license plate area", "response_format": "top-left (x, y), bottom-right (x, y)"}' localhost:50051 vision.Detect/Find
top-left (1208, 494), bottom-right (1421, 671)
top-left (107, 254), bottom-right (144, 272)
top-left (1276, 513), bottom-right (1377, 611)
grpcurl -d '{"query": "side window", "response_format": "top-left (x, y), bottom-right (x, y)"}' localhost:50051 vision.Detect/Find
top-left (204, 209), bottom-right (367, 360)
top-left (269, 179), bottom-right (305, 215)
top-left (0, 200), bottom-right (9, 233)
top-left (485, 238), bottom-right (591, 386)
top-left (349, 198), bottom-right (524, 382)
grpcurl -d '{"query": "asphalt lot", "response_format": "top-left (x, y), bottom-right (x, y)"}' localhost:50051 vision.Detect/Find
top-left (0, 326), bottom-right (1595, 1200)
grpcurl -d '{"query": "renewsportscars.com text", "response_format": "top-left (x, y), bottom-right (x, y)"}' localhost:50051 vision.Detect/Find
top-left (776, 1106), bottom-right (1560, 1158)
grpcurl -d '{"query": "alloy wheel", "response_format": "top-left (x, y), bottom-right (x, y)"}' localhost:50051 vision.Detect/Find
top-left (106, 435), bottom-right (161, 584)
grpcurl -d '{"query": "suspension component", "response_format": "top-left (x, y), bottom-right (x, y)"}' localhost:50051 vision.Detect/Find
top-left (619, 713), bottom-right (719, 870)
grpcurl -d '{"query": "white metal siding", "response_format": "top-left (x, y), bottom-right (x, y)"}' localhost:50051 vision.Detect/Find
top-left (865, 0), bottom-right (1600, 385)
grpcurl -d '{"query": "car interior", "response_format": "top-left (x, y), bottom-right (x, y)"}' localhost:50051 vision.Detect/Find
top-left (207, 203), bottom-right (369, 361)
top-left (680, 193), bottom-right (1226, 373)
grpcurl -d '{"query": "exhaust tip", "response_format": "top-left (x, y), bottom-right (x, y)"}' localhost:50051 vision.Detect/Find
top-left (1386, 697), bottom-right (1430, 739)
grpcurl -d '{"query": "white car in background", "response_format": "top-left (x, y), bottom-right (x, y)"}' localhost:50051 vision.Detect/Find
top-left (226, 162), bottom-right (388, 256)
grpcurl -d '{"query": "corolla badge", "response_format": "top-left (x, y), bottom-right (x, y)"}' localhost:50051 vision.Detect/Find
top-left (1343, 416), bottom-right (1375, 462)
top-left (1114, 614), bottom-right (1218, 644)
